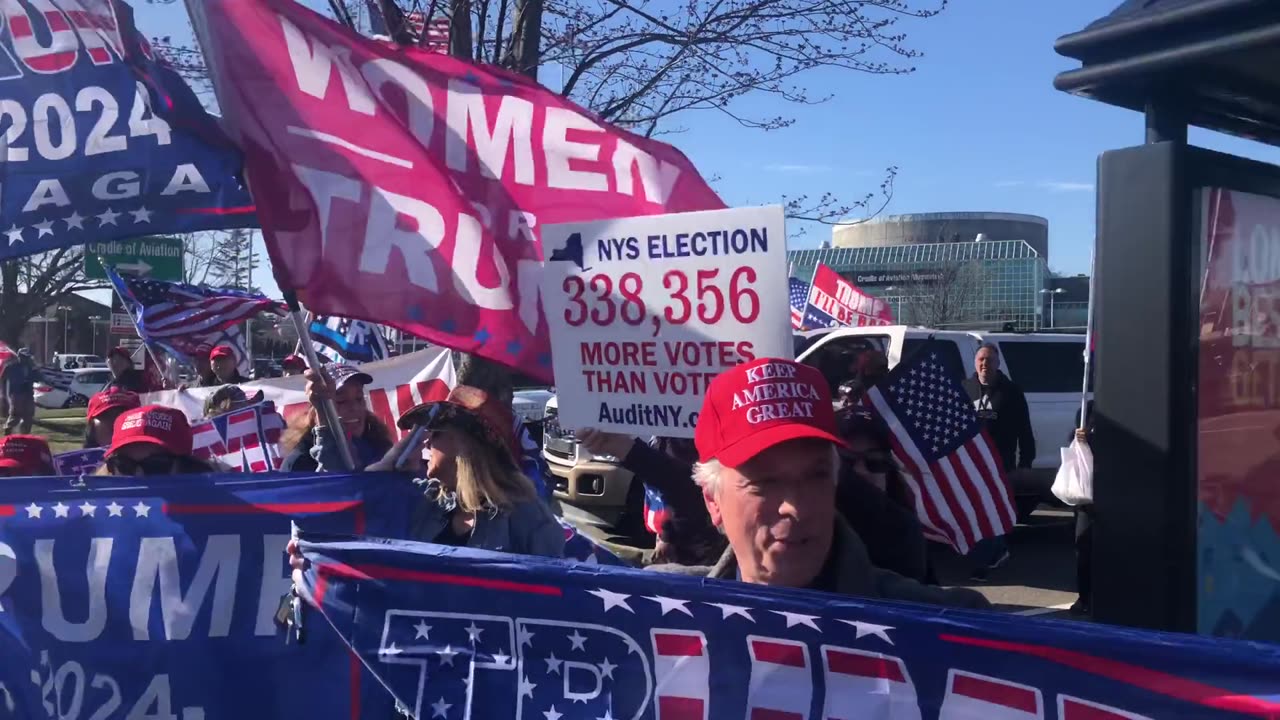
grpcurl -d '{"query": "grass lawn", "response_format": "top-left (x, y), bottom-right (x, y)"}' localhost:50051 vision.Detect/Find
top-left (33, 406), bottom-right (87, 454)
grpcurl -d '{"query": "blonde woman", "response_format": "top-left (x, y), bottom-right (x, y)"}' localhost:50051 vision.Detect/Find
top-left (378, 385), bottom-right (564, 556)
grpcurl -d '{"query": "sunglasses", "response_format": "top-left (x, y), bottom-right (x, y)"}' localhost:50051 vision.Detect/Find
top-left (107, 452), bottom-right (180, 476)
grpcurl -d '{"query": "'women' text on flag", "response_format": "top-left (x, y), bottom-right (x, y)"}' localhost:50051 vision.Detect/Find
top-left (184, 0), bottom-right (724, 381)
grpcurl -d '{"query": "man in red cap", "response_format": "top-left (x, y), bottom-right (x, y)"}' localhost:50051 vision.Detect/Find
top-left (0, 434), bottom-right (55, 477)
top-left (206, 345), bottom-right (248, 387)
top-left (104, 346), bottom-right (155, 394)
top-left (652, 358), bottom-right (989, 609)
top-left (281, 354), bottom-right (306, 377)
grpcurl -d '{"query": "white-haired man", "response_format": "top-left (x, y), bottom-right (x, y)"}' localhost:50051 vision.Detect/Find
top-left (652, 358), bottom-right (989, 609)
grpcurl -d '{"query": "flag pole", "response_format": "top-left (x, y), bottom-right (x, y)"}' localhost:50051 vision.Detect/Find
top-left (284, 291), bottom-right (357, 471)
top-left (1080, 250), bottom-right (1096, 430)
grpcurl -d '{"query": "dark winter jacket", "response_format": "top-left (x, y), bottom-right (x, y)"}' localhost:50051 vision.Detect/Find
top-left (280, 424), bottom-right (392, 472)
top-left (200, 371), bottom-right (248, 388)
top-left (2, 357), bottom-right (38, 399)
top-left (963, 371), bottom-right (1036, 471)
top-left (835, 470), bottom-right (929, 583)
top-left (105, 367), bottom-right (153, 394)
top-left (650, 517), bottom-right (990, 610)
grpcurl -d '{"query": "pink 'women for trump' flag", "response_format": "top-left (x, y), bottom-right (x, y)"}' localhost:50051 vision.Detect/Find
top-left (185, 0), bottom-right (724, 381)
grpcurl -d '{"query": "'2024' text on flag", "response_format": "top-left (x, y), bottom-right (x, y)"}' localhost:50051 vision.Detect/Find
top-left (0, 0), bottom-right (256, 262)
top-left (184, 0), bottom-right (724, 382)
top-left (867, 341), bottom-right (1017, 554)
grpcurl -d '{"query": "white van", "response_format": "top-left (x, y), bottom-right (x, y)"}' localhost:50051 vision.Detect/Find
top-left (544, 325), bottom-right (1088, 529)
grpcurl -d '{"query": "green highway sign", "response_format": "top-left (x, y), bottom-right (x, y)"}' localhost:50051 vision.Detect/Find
top-left (84, 236), bottom-right (184, 281)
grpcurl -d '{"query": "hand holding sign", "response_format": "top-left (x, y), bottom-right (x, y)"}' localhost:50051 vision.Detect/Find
top-left (543, 206), bottom-right (792, 438)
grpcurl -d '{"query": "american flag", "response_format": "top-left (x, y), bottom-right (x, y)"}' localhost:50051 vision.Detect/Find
top-left (190, 401), bottom-right (286, 472)
top-left (788, 277), bottom-right (809, 330)
top-left (865, 341), bottom-right (1016, 553)
top-left (643, 485), bottom-right (668, 536)
top-left (411, 13), bottom-right (450, 52)
top-left (107, 266), bottom-right (285, 349)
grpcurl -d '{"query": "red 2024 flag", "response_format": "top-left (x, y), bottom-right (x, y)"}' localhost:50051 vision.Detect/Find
top-left (186, 0), bottom-right (724, 381)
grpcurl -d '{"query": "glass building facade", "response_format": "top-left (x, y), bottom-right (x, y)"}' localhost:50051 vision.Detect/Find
top-left (789, 239), bottom-right (1050, 330)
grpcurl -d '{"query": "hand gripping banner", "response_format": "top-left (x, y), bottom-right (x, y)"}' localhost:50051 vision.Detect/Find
top-left (0, 0), bottom-right (257, 261)
top-left (184, 0), bottom-right (725, 381)
top-left (295, 535), bottom-right (1280, 720)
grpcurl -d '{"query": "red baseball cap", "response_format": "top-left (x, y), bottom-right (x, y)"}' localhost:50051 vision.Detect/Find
top-left (281, 354), bottom-right (306, 369)
top-left (695, 358), bottom-right (845, 468)
top-left (108, 405), bottom-right (194, 458)
top-left (0, 435), bottom-right (54, 474)
top-left (88, 390), bottom-right (142, 420)
top-left (209, 345), bottom-right (235, 361)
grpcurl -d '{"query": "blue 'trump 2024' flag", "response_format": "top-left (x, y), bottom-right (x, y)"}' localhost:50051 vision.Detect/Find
top-left (0, 472), bottom-right (420, 719)
top-left (296, 536), bottom-right (1280, 720)
top-left (0, 0), bottom-right (256, 261)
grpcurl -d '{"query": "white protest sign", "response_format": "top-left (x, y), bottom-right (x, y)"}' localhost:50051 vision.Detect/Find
top-left (541, 205), bottom-right (791, 438)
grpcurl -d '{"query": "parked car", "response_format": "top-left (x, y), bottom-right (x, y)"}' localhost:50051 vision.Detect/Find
top-left (50, 353), bottom-right (106, 371)
top-left (34, 368), bottom-right (114, 409)
top-left (544, 325), bottom-right (1090, 530)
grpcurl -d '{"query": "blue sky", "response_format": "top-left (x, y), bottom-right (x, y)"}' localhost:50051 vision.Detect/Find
top-left (130, 0), bottom-right (1280, 293)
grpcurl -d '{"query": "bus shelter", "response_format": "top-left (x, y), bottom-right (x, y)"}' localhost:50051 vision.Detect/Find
top-left (1056, 0), bottom-right (1280, 641)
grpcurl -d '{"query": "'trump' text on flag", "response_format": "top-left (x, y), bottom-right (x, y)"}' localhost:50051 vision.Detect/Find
top-left (184, 0), bottom-right (724, 381)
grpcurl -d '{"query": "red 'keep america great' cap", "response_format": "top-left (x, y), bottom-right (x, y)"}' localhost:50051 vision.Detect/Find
top-left (108, 405), bottom-right (194, 458)
top-left (0, 435), bottom-right (54, 473)
top-left (694, 358), bottom-right (845, 468)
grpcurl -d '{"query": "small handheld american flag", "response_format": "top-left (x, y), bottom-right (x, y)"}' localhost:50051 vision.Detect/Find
top-left (789, 277), bottom-right (809, 330)
top-left (865, 340), bottom-right (1016, 553)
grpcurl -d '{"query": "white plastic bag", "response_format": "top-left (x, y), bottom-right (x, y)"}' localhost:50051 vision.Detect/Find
top-left (1051, 437), bottom-right (1093, 506)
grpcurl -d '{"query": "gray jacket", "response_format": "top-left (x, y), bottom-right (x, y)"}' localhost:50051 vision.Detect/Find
top-left (650, 518), bottom-right (990, 611)
top-left (410, 486), bottom-right (566, 558)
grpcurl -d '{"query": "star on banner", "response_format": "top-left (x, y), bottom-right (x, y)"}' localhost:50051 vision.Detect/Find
top-left (64, 211), bottom-right (84, 230)
top-left (587, 588), bottom-right (633, 613)
top-left (78, 502), bottom-right (96, 517)
top-left (705, 602), bottom-right (754, 621)
top-left (839, 620), bottom-right (895, 645)
top-left (23, 503), bottom-right (40, 519)
top-left (106, 502), bottom-right (123, 517)
top-left (4, 225), bottom-right (23, 245)
top-left (97, 208), bottom-right (120, 226)
top-left (33, 219), bottom-right (53, 238)
top-left (52, 502), bottom-right (69, 518)
top-left (130, 206), bottom-right (153, 224)
top-left (772, 610), bottom-right (821, 630)
top-left (132, 502), bottom-right (151, 518)
top-left (644, 596), bottom-right (693, 617)
top-left (567, 630), bottom-right (587, 651)
top-left (414, 621), bottom-right (431, 640)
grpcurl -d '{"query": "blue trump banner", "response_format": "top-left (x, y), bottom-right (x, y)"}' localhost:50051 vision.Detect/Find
top-left (0, 0), bottom-right (256, 261)
top-left (0, 472), bottom-right (422, 720)
top-left (296, 536), bottom-right (1280, 720)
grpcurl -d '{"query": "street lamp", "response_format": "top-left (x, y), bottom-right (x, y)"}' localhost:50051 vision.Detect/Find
top-left (89, 315), bottom-right (104, 355)
top-left (57, 305), bottom-right (72, 354)
top-left (1040, 288), bottom-right (1066, 328)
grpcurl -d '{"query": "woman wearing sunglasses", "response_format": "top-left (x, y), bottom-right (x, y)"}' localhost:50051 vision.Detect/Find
top-left (835, 410), bottom-right (933, 583)
top-left (95, 405), bottom-right (220, 476)
top-left (382, 385), bottom-right (564, 556)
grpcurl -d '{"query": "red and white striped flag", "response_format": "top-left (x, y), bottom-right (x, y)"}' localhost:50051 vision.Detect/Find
top-left (191, 401), bottom-right (287, 472)
top-left (407, 12), bottom-right (449, 52)
top-left (865, 340), bottom-right (1016, 554)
